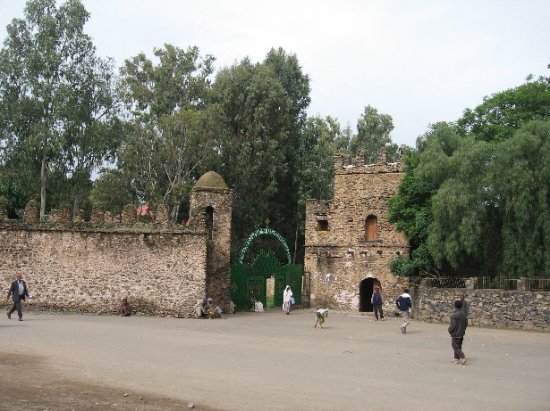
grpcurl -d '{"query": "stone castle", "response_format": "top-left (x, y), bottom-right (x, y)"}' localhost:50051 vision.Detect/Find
top-left (0, 171), bottom-right (233, 315)
top-left (303, 152), bottom-right (410, 312)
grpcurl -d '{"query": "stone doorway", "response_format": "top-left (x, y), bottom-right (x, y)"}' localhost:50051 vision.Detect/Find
top-left (359, 277), bottom-right (381, 312)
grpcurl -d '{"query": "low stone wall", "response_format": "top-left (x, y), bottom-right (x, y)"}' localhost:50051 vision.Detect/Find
top-left (0, 222), bottom-right (208, 315)
top-left (414, 286), bottom-right (550, 331)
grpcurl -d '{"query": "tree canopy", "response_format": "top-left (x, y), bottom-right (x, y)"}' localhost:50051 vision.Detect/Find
top-left (389, 77), bottom-right (550, 278)
top-left (0, 0), bottom-right (119, 218)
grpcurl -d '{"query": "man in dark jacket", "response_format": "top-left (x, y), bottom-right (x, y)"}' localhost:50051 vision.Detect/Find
top-left (396, 288), bottom-right (412, 333)
top-left (6, 274), bottom-right (30, 321)
top-left (371, 286), bottom-right (384, 320)
top-left (448, 300), bottom-right (468, 364)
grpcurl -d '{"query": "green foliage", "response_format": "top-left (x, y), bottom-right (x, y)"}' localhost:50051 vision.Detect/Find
top-left (89, 169), bottom-right (134, 215)
top-left (457, 77), bottom-right (550, 142)
top-left (390, 76), bottom-right (550, 278)
top-left (211, 48), bottom-right (311, 260)
top-left (116, 44), bottom-right (217, 220)
top-left (350, 105), bottom-right (401, 163)
top-left (0, 0), bottom-right (119, 218)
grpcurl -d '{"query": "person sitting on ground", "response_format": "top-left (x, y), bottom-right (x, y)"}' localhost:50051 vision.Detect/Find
top-left (254, 299), bottom-right (264, 312)
top-left (314, 308), bottom-right (329, 328)
top-left (194, 299), bottom-right (206, 318)
top-left (210, 304), bottom-right (223, 319)
top-left (118, 297), bottom-right (132, 316)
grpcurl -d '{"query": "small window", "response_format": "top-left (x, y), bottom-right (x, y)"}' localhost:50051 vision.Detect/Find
top-left (365, 215), bottom-right (378, 240)
top-left (206, 206), bottom-right (214, 240)
top-left (316, 219), bottom-right (329, 231)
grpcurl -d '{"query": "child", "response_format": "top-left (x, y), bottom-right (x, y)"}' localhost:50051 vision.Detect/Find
top-left (314, 308), bottom-right (329, 328)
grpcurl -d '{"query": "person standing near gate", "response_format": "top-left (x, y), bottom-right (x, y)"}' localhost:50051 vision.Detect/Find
top-left (371, 286), bottom-right (384, 320)
top-left (6, 274), bottom-right (30, 321)
top-left (282, 285), bottom-right (293, 315)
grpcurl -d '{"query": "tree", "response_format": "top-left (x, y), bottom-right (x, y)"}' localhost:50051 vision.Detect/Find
top-left (457, 77), bottom-right (550, 142)
top-left (388, 122), bottom-right (463, 277)
top-left (351, 105), bottom-right (400, 163)
top-left (390, 76), bottom-right (550, 278)
top-left (117, 44), bottom-right (217, 219)
top-left (0, 0), bottom-right (119, 218)
top-left (211, 48), bottom-right (311, 260)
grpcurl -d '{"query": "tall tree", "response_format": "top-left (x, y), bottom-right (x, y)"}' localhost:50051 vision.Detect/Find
top-left (351, 105), bottom-right (400, 163)
top-left (457, 77), bottom-right (550, 142)
top-left (389, 77), bottom-right (550, 278)
top-left (117, 44), bottom-right (217, 218)
top-left (211, 48), bottom-right (311, 259)
top-left (0, 0), bottom-right (118, 218)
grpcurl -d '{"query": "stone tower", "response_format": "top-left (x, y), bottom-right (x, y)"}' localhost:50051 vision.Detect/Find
top-left (304, 155), bottom-right (409, 311)
top-left (188, 171), bottom-right (234, 310)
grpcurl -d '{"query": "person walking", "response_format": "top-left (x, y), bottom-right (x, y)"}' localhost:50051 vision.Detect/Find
top-left (371, 286), bottom-right (384, 320)
top-left (448, 300), bottom-right (468, 364)
top-left (282, 285), bottom-right (293, 315)
top-left (396, 288), bottom-right (412, 333)
top-left (6, 274), bottom-right (30, 321)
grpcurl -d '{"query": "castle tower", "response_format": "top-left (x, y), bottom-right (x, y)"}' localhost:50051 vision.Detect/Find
top-left (188, 171), bottom-right (234, 309)
top-left (304, 158), bottom-right (409, 311)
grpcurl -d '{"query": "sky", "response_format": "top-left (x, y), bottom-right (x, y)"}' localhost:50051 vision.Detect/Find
top-left (0, 0), bottom-right (548, 147)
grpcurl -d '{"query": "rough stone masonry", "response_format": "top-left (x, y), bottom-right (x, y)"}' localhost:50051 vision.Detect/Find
top-left (0, 171), bottom-right (233, 315)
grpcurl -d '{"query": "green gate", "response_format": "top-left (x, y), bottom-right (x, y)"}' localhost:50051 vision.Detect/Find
top-left (231, 228), bottom-right (303, 311)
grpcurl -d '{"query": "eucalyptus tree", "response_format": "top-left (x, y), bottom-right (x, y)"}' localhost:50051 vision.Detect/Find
top-left (0, 0), bottom-right (119, 218)
top-left (351, 105), bottom-right (401, 163)
top-left (211, 48), bottom-right (311, 259)
top-left (117, 44), bottom-right (217, 219)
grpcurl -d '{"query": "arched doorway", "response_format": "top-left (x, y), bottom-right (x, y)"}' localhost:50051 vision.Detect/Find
top-left (359, 278), bottom-right (381, 312)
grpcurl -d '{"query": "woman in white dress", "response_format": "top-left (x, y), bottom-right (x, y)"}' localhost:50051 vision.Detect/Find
top-left (282, 285), bottom-right (293, 315)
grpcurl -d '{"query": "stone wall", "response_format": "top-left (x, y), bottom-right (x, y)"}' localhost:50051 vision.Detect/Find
top-left (0, 171), bottom-right (234, 316)
top-left (0, 221), bottom-right (207, 315)
top-left (304, 156), bottom-right (410, 310)
top-left (413, 286), bottom-right (550, 331)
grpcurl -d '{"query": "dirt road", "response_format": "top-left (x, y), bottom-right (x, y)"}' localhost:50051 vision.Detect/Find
top-left (1, 309), bottom-right (549, 411)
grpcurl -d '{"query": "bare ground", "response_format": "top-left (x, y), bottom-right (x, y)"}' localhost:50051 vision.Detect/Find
top-left (1, 306), bottom-right (549, 411)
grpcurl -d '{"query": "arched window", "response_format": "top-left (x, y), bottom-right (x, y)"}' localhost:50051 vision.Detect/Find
top-left (365, 215), bottom-right (378, 240)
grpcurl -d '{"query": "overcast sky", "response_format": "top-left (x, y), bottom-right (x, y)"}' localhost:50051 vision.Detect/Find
top-left (1, 0), bottom-right (548, 147)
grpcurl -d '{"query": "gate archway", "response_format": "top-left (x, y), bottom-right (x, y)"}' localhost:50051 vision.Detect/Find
top-left (231, 228), bottom-right (302, 311)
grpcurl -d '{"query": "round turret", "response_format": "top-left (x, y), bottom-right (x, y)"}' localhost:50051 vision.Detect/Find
top-left (193, 171), bottom-right (229, 190)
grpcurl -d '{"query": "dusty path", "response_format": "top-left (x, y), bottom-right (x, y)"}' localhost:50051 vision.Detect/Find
top-left (1, 309), bottom-right (549, 411)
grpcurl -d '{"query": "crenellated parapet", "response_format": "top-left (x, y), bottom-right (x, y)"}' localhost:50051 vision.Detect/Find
top-left (333, 148), bottom-right (404, 175)
top-left (3, 201), bottom-right (194, 233)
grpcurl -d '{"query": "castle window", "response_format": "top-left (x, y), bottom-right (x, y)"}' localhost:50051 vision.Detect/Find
top-left (365, 215), bottom-right (378, 240)
top-left (206, 206), bottom-right (214, 240)
top-left (316, 219), bottom-right (329, 231)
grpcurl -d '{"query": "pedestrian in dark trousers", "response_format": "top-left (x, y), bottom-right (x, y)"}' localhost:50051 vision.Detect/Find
top-left (395, 288), bottom-right (412, 333)
top-left (448, 300), bottom-right (468, 365)
top-left (371, 286), bottom-right (384, 320)
top-left (6, 274), bottom-right (30, 321)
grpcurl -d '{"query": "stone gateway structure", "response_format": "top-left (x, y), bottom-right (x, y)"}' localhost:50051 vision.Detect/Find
top-left (304, 154), bottom-right (409, 312)
top-left (0, 171), bottom-right (233, 315)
